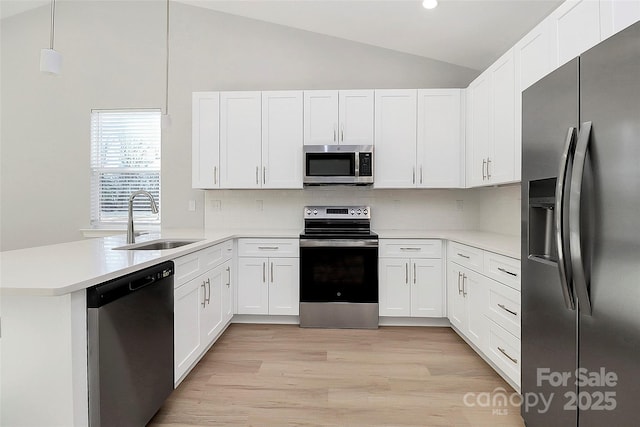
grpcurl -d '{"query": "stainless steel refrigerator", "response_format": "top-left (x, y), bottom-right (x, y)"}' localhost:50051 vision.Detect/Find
top-left (521, 21), bottom-right (640, 427)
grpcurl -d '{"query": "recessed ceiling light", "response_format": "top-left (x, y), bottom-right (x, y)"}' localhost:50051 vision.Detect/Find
top-left (422, 0), bottom-right (438, 9)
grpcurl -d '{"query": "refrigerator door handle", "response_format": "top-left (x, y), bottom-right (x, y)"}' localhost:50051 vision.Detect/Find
top-left (555, 127), bottom-right (577, 310)
top-left (569, 121), bottom-right (593, 316)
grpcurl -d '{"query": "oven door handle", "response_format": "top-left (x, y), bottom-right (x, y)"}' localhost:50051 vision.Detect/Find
top-left (299, 239), bottom-right (378, 248)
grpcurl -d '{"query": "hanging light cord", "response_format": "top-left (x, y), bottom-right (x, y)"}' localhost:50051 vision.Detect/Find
top-left (164, 0), bottom-right (169, 115)
top-left (49, 0), bottom-right (56, 49)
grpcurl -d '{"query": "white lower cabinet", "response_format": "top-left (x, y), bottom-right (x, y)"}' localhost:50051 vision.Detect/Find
top-left (447, 241), bottom-right (521, 390)
top-left (173, 242), bottom-right (234, 384)
top-left (237, 239), bottom-right (299, 316)
top-left (379, 239), bottom-right (444, 318)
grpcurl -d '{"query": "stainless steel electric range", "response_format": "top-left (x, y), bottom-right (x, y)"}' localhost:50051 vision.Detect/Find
top-left (299, 206), bottom-right (379, 329)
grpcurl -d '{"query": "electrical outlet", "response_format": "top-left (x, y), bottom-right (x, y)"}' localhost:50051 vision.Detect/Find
top-left (256, 200), bottom-right (263, 211)
top-left (456, 200), bottom-right (464, 211)
top-left (188, 200), bottom-right (196, 212)
top-left (209, 200), bottom-right (221, 211)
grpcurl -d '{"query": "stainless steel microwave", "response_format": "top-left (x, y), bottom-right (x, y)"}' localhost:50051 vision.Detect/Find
top-left (303, 145), bottom-right (374, 185)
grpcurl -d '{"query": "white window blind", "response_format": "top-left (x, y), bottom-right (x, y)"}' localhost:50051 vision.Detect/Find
top-left (90, 109), bottom-right (161, 226)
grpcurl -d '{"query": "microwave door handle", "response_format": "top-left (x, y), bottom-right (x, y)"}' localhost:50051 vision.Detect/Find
top-left (569, 122), bottom-right (593, 316)
top-left (555, 127), bottom-right (576, 310)
top-left (355, 152), bottom-right (360, 177)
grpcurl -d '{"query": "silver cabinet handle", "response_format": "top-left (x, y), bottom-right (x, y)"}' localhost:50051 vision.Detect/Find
top-left (405, 263), bottom-right (409, 284)
top-left (498, 303), bottom-right (518, 316)
top-left (340, 123), bottom-right (344, 142)
top-left (270, 262), bottom-right (274, 283)
top-left (201, 283), bottom-right (206, 308)
top-left (258, 246), bottom-right (279, 250)
top-left (214, 166), bottom-right (217, 185)
top-left (462, 274), bottom-right (467, 297)
top-left (263, 167), bottom-right (266, 185)
top-left (498, 347), bottom-right (518, 364)
top-left (569, 122), bottom-right (593, 316)
top-left (413, 263), bottom-right (416, 284)
top-left (420, 165), bottom-right (423, 184)
top-left (333, 124), bottom-right (337, 142)
top-left (482, 159), bottom-right (487, 180)
top-left (263, 262), bottom-right (266, 283)
top-left (497, 267), bottom-right (518, 277)
top-left (256, 166), bottom-right (259, 185)
top-left (555, 127), bottom-right (577, 310)
top-left (457, 272), bottom-right (462, 295)
top-left (226, 266), bottom-right (231, 287)
top-left (457, 253), bottom-right (470, 259)
top-left (400, 247), bottom-right (421, 251)
top-left (412, 167), bottom-right (416, 184)
top-left (487, 158), bottom-right (492, 179)
top-left (205, 278), bottom-right (211, 304)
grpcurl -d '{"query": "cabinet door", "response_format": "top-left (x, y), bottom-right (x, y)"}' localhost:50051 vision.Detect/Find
top-left (192, 92), bottom-right (220, 189)
top-left (262, 91), bottom-right (303, 189)
top-left (374, 90), bottom-right (417, 188)
top-left (268, 257), bottom-right (300, 315)
top-left (221, 260), bottom-right (233, 324)
top-left (464, 268), bottom-right (488, 350)
top-left (447, 263), bottom-right (466, 330)
top-left (304, 90), bottom-right (338, 145)
top-left (220, 91), bottom-right (262, 188)
top-left (417, 89), bottom-right (463, 188)
top-left (410, 259), bottom-right (444, 318)
top-left (174, 278), bottom-right (204, 381)
top-left (488, 51), bottom-right (516, 185)
top-left (338, 90), bottom-right (374, 145)
top-left (600, 0), bottom-right (640, 40)
top-left (379, 258), bottom-right (411, 317)
top-left (237, 257), bottom-right (269, 315)
top-left (200, 266), bottom-right (224, 347)
top-left (466, 72), bottom-right (490, 187)
top-left (551, 0), bottom-right (601, 67)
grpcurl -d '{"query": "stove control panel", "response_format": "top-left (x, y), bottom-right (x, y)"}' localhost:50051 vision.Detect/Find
top-left (304, 206), bottom-right (371, 219)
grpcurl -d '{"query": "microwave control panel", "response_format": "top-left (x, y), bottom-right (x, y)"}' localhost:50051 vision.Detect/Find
top-left (359, 153), bottom-right (373, 176)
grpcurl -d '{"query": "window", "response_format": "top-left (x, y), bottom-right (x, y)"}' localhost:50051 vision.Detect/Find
top-left (90, 109), bottom-right (161, 226)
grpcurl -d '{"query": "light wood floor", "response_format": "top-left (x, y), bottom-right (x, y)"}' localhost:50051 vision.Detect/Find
top-left (149, 324), bottom-right (525, 427)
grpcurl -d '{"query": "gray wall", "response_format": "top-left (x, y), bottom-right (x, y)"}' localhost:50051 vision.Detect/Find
top-left (1, 1), bottom-right (478, 251)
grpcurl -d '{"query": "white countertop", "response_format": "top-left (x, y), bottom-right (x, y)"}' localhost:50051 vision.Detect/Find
top-left (1, 228), bottom-right (520, 297)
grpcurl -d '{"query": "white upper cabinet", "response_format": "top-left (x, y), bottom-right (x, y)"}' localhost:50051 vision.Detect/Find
top-left (600, 0), bottom-right (640, 40)
top-left (374, 89), bottom-right (417, 188)
top-left (192, 92), bottom-right (220, 189)
top-left (514, 20), bottom-right (558, 93)
top-left (488, 51), bottom-right (516, 185)
top-left (220, 91), bottom-right (262, 188)
top-left (303, 90), bottom-right (339, 145)
top-left (466, 71), bottom-right (491, 187)
top-left (303, 90), bottom-right (374, 145)
top-left (338, 90), bottom-right (375, 145)
top-left (261, 91), bottom-right (303, 189)
top-left (417, 89), bottom-right (464, 188)
top-left (550, 0), bottom-right (602, 67)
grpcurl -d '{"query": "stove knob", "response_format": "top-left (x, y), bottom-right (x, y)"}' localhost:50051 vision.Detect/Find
top-left (351, 209), bottom-right (355, 215)
top-left (356, 208), bottom-right (362, 215)
top-left (363, 208), bottom-right (368, 215)
top-left (313, 209), bottom-right (318, 215)
top-left (306, 209), bottom-right (312, 215)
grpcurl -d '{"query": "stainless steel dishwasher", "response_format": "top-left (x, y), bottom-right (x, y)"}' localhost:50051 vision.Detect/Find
top-left (87, 261), bottom-right (174, 427)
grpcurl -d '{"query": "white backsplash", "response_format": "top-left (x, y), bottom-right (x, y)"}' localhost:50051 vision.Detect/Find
top-left (204, 188), bottom-right (483, 232)
top-left (473, 184), bottom-right (522, 237)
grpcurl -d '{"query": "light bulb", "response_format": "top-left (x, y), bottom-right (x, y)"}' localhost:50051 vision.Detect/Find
top-left (422, 0), bottom-right (438, 9)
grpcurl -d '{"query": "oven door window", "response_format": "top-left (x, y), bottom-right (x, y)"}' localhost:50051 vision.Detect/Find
top-left (306, 153), bottom-right (355, 177)
top-left (300, 246), bottom-right (378, 303)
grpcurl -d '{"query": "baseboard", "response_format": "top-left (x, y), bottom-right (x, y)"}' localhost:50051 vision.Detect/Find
top-left (231, 314), bottom-right (300, 325)
top-left (378, 317), bottom-right (451, 327)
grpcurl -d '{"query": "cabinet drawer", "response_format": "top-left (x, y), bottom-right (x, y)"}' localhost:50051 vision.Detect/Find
top-left (201, 240), bottom-right (233, 269)
top-left (238, 238), bottom-right (299, 257)
top-left (379, 239), bottom-right (442, 258)
top-left (174, 251), bottom-right (202, 287)
top-left (486, 318), bottom-right (521, 387)
top-left (484, 251), bottom-right (521, 290)
top-left (448, 242), bottom-right (484, 272)
top-left (486, 280), bottom-right (521, 338)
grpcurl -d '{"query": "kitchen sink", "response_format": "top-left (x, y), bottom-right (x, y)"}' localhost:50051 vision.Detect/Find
top-left (113, 239), bottom-right (203, 251)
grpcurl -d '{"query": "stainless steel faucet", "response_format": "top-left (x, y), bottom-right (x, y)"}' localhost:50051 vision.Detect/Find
top-left (127, 190), bottom-right (159, 244)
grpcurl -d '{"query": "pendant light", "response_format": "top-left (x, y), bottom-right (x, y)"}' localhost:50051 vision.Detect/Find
top-left (161, 0), bottom-right (171, 129)
top-left (40, 0), bottom-right (62, 75)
